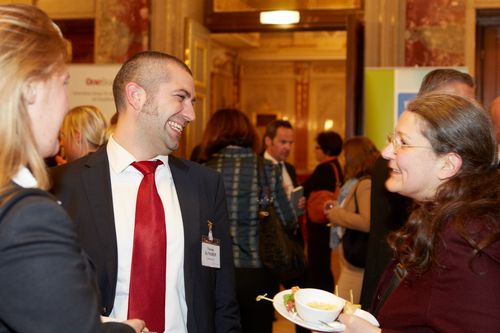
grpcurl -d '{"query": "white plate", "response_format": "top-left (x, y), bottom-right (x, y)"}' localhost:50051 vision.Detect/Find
top-left (273, 290), bottom-right (345, 332)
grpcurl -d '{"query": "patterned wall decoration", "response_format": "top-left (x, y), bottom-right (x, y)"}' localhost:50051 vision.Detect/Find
top-left (95, 0), bottom-right (150, 63)
top-left (213, 0), bottom-right (361, 12)
top-left (405, 0), bottom-right (466, 66)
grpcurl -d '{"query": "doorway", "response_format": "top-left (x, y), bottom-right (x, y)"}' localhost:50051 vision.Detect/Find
top-left (475, 9), bottom-right (500, 109)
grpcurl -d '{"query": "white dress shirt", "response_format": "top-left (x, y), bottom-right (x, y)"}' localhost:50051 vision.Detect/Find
top-left (264, 151), bottom-right (294, 199)
top-left (107, 137), bottom-right (187, 333)
top-left (12, 166), bottom-right (38, 188)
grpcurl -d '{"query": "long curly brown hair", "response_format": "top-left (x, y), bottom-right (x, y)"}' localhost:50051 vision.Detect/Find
top-left (388, 94), bottom-right (500, 275)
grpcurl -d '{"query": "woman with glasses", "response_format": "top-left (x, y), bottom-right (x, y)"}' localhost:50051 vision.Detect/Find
top-left (319, 94), bottom-right (500, 332)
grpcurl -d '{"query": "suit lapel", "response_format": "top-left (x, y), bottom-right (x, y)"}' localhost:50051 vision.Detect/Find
top-left (81, 147), bottom-right (118, 275)
top-left (169, 156), bottom-right (199, 320)
top-left (284, 162), bottom-right (298, 187)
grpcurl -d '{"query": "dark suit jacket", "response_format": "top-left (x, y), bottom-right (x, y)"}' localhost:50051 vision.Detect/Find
top-left (50, 147), bottom-right (241, 333)
top-left (0, 187), bottom-right (133, 333)
top-left (359, 156), bottom-right (410, 310)
top-left (283, 161), bottom-right (298, 187)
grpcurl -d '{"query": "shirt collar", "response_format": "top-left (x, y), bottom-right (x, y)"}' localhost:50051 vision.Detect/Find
top-left (12, 166), bottom-right (38, 188)
top-left (264, 151), bottom-right (280, 165)
top-left (106, 135), bottom-right (170, 174)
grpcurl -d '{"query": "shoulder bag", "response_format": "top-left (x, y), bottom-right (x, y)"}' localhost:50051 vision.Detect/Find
top-left (342, 177), bottom-right (370, 268)
top-left (307, 162), bottom-right (341, 224)
top-left (257, 157), bottom-right (307, 282)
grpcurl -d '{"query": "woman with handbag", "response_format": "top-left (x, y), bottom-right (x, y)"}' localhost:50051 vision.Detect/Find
top-left (324, 137), bottom-right (380, 303)
top-left (200, 109), bottom-right (300, 333)
top-left (302, 131), bottom-right (344, 293)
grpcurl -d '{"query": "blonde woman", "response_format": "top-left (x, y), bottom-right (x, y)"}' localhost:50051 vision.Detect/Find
top-left (0, 4), bottom-right (144, 332)
top-left (325, 136), bottom-right (380, 303)
top-left (60, 105), bottom-right (108, 162)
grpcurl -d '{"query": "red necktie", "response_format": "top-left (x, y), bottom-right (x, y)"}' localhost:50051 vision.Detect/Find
top-left (128, 160), bottom-right (166, 333)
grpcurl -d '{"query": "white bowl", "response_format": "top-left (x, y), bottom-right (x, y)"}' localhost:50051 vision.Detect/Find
top-left (294, 288), bottom-right (346, 324)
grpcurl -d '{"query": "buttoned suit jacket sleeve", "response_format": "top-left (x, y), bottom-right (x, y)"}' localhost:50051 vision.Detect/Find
top-left (0, 190), bottom-right (133, 333)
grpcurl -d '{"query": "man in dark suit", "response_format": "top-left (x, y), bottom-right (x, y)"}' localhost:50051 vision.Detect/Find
top-left (263, 120), bottom-right (299, 196)
top-left (262, 119), bottom-right (308, 333)
top-left (51, 51), bottom-right (241, 333)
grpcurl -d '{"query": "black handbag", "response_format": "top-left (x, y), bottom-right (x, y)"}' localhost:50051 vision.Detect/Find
top-left (342, 178), bottom-right (370, 268)
top-left (257, 157), bottom-right (307, 282)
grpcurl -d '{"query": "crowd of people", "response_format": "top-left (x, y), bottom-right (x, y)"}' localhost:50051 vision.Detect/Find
top-left (0, 3), bottom-right (499, 333)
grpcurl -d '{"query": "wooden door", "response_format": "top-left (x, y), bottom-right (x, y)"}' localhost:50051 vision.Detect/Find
top-left (476, 10), bottom-right (500, 109)
top-left (183, 18), bottom-right (211, 159)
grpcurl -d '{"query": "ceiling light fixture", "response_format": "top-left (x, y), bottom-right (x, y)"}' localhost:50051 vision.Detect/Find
top-left (259, 10), bottom-right (300, 25)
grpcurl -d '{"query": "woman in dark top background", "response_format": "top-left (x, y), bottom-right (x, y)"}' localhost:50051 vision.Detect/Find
top-left (302, 131), bottom-right (344, 292)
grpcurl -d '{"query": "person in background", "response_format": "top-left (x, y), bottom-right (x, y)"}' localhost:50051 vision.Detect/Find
top-left (302, 131), bottom-right (344, 293)
top-left (360, 68), bottom-right (476, 309)
top-left (263, 120), bottom-right (299, 199)
top-left (200, 109), bottom-right (297, 333)
top-left (105, 112), bottom-right (119, 140)
top-left (262, 120), bottom-right (308, 333)
top-left (489, 97), bottom-right (500, 163)
top-left (0, 4), bottom-right (144, 333)
top-left (51, 52), bottom-right (241, 333)
top-left (59, 105), bottom-right (108, 163)
top-left (324, 136), bottom-right (379, 304)
top-left (339, 94), bottom-right (500, 332)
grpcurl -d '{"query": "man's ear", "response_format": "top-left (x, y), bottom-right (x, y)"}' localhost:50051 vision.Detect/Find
top-left (439, 152), bottom-right (462, 180)
top-left (264, 136), bottom-right (271, 148)
top-left (125, 82), bottom-right (146, 111)
top-left (22, 80), bottom-right (38, 105)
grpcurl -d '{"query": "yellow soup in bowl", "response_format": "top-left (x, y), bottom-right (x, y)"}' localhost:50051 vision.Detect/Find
top-left (307, 301), bottom-right (338, 311)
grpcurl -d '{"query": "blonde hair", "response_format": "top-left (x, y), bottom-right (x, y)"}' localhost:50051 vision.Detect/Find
top-left (60, 105), bottom-right (108, 160)
top-left (0, 4), bottom-right (67, 190)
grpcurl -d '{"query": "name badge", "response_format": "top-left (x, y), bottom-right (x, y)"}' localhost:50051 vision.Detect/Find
top-left (201, 220), bottom-right (220, 268)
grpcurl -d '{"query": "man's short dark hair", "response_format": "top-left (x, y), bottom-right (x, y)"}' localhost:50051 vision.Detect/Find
top-left (263, 119), bottom-right (293, 140)
top-left (112, 51), bottom-right (192, 112)
top-left (418, 69), bottom-right (474, 96)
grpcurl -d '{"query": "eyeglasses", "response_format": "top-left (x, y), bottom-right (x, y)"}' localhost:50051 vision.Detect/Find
top-left (386, 133), bottom-right (432, 151)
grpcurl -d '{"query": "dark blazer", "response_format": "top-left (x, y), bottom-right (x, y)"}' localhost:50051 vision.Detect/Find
top-left (359, 156), bottom-right (410, 309)
top-left (0, 187), bottom-right (133, 333)
top-left (284, 161), bottom-right (298, 187)
top-left (50, 147), bottom-right (241, 333)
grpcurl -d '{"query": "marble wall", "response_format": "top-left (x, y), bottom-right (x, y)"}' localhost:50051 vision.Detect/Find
top-left (405, 0), bottom-right (466, 66)
top-left (95, 0), bottom-right (150, 63)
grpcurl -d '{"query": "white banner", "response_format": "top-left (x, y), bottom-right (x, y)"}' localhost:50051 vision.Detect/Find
top-left (68, 64), bottom-right (121, 120)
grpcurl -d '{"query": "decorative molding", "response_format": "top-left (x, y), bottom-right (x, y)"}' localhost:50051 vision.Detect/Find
top-left (240, 62), bottom-right (295, 77)
top-left (206, 8), bottom-right (362, 32)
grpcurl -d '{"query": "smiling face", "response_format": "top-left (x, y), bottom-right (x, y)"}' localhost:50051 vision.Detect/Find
top-left (381, 111), bottom-right (447, 201)
top-left (27, 68), bottom-right (70, 158)
top-left (138, 63), bottom-right (195, 155)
